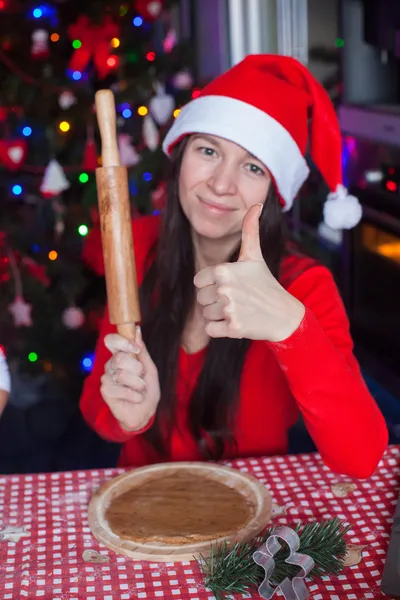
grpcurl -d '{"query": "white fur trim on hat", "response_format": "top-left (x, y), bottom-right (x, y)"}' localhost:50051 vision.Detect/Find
top-left (0, 353), bottom-right (10, 393)
top-left (323, 184), bottom-right (362, 230)
top-left (162, 95), bottom-right (310, 209)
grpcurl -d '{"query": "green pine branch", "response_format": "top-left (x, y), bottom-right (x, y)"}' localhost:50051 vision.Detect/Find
top-left (197, 517), bottom-right (351, 600)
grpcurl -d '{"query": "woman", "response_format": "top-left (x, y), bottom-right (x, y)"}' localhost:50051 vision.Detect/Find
top-left (80, 55), bottom-right (388, 478)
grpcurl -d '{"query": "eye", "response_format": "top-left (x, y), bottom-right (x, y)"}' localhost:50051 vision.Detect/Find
top-left (245, 163), bottom-right (265, 176)
top-left (198, 146), bottom-right (217, 157)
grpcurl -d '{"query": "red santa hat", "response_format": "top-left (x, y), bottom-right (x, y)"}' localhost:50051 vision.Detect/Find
top-left (163, 54), bottom-right (362, 230)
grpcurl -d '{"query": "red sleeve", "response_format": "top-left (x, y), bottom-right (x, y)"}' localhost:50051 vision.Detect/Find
top-left (267, 265), bottom-right (388, 479)
top-left (79, 215), bottom-right (160, 443)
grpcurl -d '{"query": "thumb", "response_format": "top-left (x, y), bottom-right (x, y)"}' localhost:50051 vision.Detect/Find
top-left (238, 203), bottom-right (264, 261)
top-left (135, 326), bottom-right (155, 369)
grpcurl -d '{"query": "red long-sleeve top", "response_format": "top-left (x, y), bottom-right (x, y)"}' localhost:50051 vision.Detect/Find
top-left (80, 215), bottom-right (388, 478)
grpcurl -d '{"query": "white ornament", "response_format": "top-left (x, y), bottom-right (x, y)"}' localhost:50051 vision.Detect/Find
top-left (31, 29), bottom-right (49, 57)
top-left (8, 146), bottom-right (24, 164)
top-left (0, 352), bottom-right (11, 393)
top-left (147, 1), bottom-right (163, 18)
top-left (8, 296), bottom-right (32, 327)
top-left (40, 160), bottom-right (70, 196)
top-left (118, 134), bottom-right (141, 167)
top-left (62, 306), bottom-right (85, 329)
top-left (0, 526), bottom-right (30, 543)
top-left (55, 219), bottom-right (65, 236)
top-left (323, 184), bottom-right (362, 230)
top-left (143, 114), bottom-right (159, 151)
top-left (59, 90), bottom-right (77, 110)
top-left (149, 83), bottom-right (175, 125)
top-left (172, 70), bottom-right (193, 90)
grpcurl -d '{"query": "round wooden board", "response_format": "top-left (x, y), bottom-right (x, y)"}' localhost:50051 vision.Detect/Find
top-left (88, 461), bottom-right (273, 562)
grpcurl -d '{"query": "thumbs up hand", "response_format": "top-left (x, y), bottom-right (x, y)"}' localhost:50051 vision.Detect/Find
top-left (193, 203), bottom-right (305, 342)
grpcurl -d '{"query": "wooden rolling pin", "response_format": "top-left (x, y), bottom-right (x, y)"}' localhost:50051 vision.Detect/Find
top-left (95, 89), bottom-right (141, 341)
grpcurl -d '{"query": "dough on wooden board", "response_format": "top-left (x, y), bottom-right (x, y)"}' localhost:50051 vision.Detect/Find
top-left (106, 471), bottom-right (254, 544)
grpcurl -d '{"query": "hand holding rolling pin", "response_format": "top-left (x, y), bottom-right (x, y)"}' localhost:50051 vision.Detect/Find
top-left (101, 328), bottom-right (160, 432)
top-left (95, 89), bottom-right (160, 432)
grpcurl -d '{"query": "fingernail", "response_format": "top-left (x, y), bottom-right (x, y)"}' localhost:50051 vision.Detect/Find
top-left (257, 203), bottom-right (263, 217)
top-left (129, 343), bottom-right (140, 354)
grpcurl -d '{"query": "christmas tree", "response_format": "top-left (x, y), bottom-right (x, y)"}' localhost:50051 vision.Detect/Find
top-left (0, 0), bottom-right (197, 405)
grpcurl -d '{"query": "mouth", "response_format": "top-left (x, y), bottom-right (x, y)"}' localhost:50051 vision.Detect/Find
top-left (198, 196), bottom-right (236, 214)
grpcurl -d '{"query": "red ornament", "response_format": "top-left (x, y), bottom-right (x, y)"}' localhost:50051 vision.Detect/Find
top-left (81, 226), bottom-right (104, 276)
top-left (0, 139), bottom-right (27, 171)
top-left (67, 15), bottom-right (119, 80)
top-left (87, 308), bottom-right (103, 331)
top-left (151, 181), bottom-right (167, 211)
top-left (21, 257), bottom-right (50, 286)
top-left (134, 0), bottom-right (164, 22)
top-left (89, 206), bottom-right (100, 227)
top-left (83, 138), bottom-right (98, 171)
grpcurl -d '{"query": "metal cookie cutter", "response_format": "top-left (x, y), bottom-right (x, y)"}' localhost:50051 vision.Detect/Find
top-left (253, 526), bottom-right (315, 600)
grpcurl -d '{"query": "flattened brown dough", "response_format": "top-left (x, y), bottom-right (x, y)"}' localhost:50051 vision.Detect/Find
top-left (105, 472), bottom-right (254, 544)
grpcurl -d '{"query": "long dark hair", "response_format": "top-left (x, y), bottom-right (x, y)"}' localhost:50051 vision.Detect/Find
top-left (140, 139), bottom-right (286, 459)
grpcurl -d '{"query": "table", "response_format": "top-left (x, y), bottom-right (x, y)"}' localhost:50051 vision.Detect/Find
top-left (0, 447), bottom-right (399, 600)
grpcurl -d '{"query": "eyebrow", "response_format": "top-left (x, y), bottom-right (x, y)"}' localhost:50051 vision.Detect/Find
top-left (191, 134), bottom-right (263, 163)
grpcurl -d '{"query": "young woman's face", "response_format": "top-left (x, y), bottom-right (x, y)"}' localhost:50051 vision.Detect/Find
top-left (178, 134), bottom-right (272, 240)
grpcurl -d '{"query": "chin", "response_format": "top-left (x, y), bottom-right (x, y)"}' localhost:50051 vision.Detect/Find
top-left (190, 214), bottom-right (238, 240)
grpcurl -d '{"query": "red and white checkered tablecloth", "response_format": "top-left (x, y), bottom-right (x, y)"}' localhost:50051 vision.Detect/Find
top-left (0, 447), bottom-right (399, 600)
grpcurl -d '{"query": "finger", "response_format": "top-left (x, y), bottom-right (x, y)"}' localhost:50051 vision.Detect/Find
top-left (202, 299), bottom-right (225, 321)
top-left (196, 284), bottom-right (219, 307)
top-left (100, 377), bottom-right (146, 405)
top-left (107, 352), bottom-right (145, 378)
top-left (193, 265), bottom-right (217, 289)
top-left (135, 326), bottom-right (156, 373)
top-left (104, 333), bottom-right (140, 356)
top-left (205, 319), bottom-right (239, 339)
top-left (107, 369), bottom-right (146, 393)
top-left (238, 203), bottom-right (264, 262)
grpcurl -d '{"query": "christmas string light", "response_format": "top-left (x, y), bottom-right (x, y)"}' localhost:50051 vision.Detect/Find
top-left (107, 55), bottom-right (118, 68)
top-left (81, 353), bottom-right (94, 372)
top-left (78, 225), bottom-right (88, 236)
top-left (138, 106), bottom-right (148, 116)
top-left (59, 121), bottom-right (70, 132)
top-left (12, 184), bottom-right (22, 195)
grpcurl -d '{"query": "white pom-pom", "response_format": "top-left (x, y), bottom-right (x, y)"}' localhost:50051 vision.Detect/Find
top-left (62, 306), bottom-right (85, 329)
top-left (323, 184), bottom-right (362, 230)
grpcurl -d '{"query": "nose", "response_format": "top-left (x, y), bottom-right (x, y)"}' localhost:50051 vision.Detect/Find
top-left (206, 160), bottom-right (238, 196)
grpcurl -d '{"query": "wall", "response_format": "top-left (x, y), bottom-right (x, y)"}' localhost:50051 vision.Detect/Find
top-left (307, 0), bottom-right (339, 84)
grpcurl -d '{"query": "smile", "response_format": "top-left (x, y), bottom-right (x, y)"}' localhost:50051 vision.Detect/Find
top-left (198, 197), bottom-right (236, 214)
